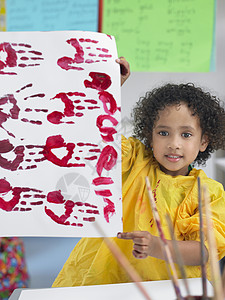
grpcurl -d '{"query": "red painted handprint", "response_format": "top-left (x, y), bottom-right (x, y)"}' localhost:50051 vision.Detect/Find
top-left (0, 178), bottom-right (44, 212)
top-left (0, 178), bottom-right (100, 226)
top-left (57, 38), bottom-right (112, 71)
top-left (0, 136), bottom-right (101, 171)
top-left (0, 42), bottom-right (43, 75)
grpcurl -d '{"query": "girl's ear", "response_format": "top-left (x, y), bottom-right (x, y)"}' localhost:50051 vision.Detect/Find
top-left (199, 134), bottom-right (209, 152)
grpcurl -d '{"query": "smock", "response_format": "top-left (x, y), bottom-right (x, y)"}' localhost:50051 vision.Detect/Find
top-left (52, 136), bottom-right (225, 287)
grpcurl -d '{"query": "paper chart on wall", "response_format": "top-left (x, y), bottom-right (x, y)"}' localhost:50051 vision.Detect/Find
top-left (0, 31), bottom-right (122, 237)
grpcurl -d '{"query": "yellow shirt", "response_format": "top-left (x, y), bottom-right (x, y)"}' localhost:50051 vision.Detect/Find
top-left (52, 136), bottom-right (225, 287)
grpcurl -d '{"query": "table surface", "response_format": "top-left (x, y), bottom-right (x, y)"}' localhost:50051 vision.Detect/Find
top-left (9, 278), bottom-right (214, 300)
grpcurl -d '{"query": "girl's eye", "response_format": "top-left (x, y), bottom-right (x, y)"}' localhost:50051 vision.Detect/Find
top-left (159, 131), bottom-right (169, 136)
top-left (182, 133), bottom-right (192, 138)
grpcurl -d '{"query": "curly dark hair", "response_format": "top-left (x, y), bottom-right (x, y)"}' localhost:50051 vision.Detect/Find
top-left (132, 83), bottom-right (225, 165)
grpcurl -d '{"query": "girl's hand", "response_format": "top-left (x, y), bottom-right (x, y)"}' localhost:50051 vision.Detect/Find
top-left (116, 57), bottom-right (130, 86)
top-left (117, 231), bottom-right (154, 259)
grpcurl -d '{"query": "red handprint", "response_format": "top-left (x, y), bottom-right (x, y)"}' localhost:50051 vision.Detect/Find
top-left (57, 38), bottom-right (112, 71)
top-left (0, 42), bottom-right (43, 75)
top-left (0, 178), bottom-right (44, 212)
top-left (0, 178), bottom-right (100, 226)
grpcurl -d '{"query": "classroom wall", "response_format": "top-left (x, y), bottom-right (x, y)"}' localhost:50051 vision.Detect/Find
top-left (22, 0), bottom-right (225, 289)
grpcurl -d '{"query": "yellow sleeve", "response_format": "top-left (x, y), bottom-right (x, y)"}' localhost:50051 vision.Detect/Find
top-left (121, 135), bottom-right (150, 174)
top-left (175, 178), bottom-right (225, 260)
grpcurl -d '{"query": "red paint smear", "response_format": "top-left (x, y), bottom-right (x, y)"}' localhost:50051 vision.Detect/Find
top-left (85, 59), bottom-right (94, 63)
top-left (0, 94), bottom-right (20, 137)
top-left (89, 149), bottom-right (101, 153)
top-left (77, 142), bottom-right (98, 147)
top-left (30, 57), bottom-right (44, 60)
top-left (20, 208), bottom-right (32, 211)
top-left (20, 56), bottom-right (29, 61)
top-left (25, 145), bottom-right (44, 149)
top-left (84, 99), bottom-right (97, 104)
top-left (74, 202), bottom-right (83, 206)
top-left (28, 50), bottom-right (42, 55)
top-left (0, 140), bottom-right (24, 171)
top-left (16, 83), bottom-right (32, 93)
top-left (75, 112), bottom-right (83, 117)
top-left (79, 38), bottom-right (98, 43)
top-left (86, 209), bottom-right (99, 214)
top-left (96, 114), bottom-right (118, 142)
top-left (0, 42), bottom-right (17, 73)
top-left (84, 72), bottom-right (111, 92)
top-left (45, 199), bottom-right (75, 225)
top-left (30, 201), bottom-right (43, 205)
top-left (96, 48), bottom-right (109, 53)
top-left (47, 191), bottom-right (65, 204)
top-left (78, 209), bottom-right (84, 213)
top-left (18, 63), bottom-right (40, 67)
top-left (88, 53), bottom-right (96, 57)
top-left (43, 135), bottom-right (85, 167)
top-left (34, 157), bottom-right (46, 163)
top-left (75, 106), bottom-right (85, 110)
top-left (25, 165), bottom-right (37, 170)
top-left (67, 92), bottom-right (86, 97)
top-left (84, 203), bottom-right (98, 208)
top-left (95, 190), bottom-right (112, 197)
top-left (74, 100), bottom-right (81, 103)
top-left (103, 198), bottom-right (115, 223)
top-left (88, 106), bottom-right (100, 110)
top-left (57, 38), bottom-right (84, 70)
top-left (20, 201), bottom-right (26, 205)
top-left (0, 178), bottom-right (11, 193)
top-left (23, 194), bottom-right (31, 198)
top-left (35, 109), bottom-right (48, 113)
top-left (71, 223), bottom-right (83, 227)
top-left (17, 43), bottom-right (31, 48)
top-left (92, 177), bottom-right (114, 186)
top-left (24, 93), bottom-right (45, 100)
top-left (85, 156), bottom-right (97, 161)
top-left (0, 179), bottom-right (39, 211)
top-left (34, 194), bottom-right (46, 198)
top-left (98, 54), bottom-right (112, 58)
top-left (47, 111), bottom-right (64, 124)
top-left (25, 108), bottom-right (32, 112)
top-left (98, 91), bottom-right (117, 115)
top-left (96, 145), bottom-right (117, 176)
top-left (48, 92), bottom-right (75, 124)
top-left (83, 217), bottom-right (95, 222)
top-left (21, 118), bottom-right (42, 125)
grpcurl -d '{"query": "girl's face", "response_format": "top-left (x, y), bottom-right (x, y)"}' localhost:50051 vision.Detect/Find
top-left (151, 102), bottom-right (208, 176)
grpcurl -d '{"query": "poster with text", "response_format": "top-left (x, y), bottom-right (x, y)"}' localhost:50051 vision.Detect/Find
top-left (0, 31), bottom-right (122, 237)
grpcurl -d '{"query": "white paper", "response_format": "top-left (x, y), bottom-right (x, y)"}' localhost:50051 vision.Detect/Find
top-left (0, 31), bottom-right (122, 237)
top-left (15, 279), bottom-right (214, 300)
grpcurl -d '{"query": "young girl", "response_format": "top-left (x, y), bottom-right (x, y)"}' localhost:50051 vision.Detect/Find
top-left (52, 59), bottom-right (225, 287)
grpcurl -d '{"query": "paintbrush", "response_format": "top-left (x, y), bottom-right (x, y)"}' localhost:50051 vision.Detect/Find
top-left (203, 185), bottom-right (223, 300)
top-left (166, 213), bottom-right (192, 299)
top-left (197, 177), bottom-right (208, 299)
top-left (145, 176), bottom-right (184, 300)
top-left (94, 222), bottom-right (152, 300)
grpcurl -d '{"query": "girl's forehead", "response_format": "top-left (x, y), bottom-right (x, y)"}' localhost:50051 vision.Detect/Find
top-left (155, 102), bottom-right (200, 126)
